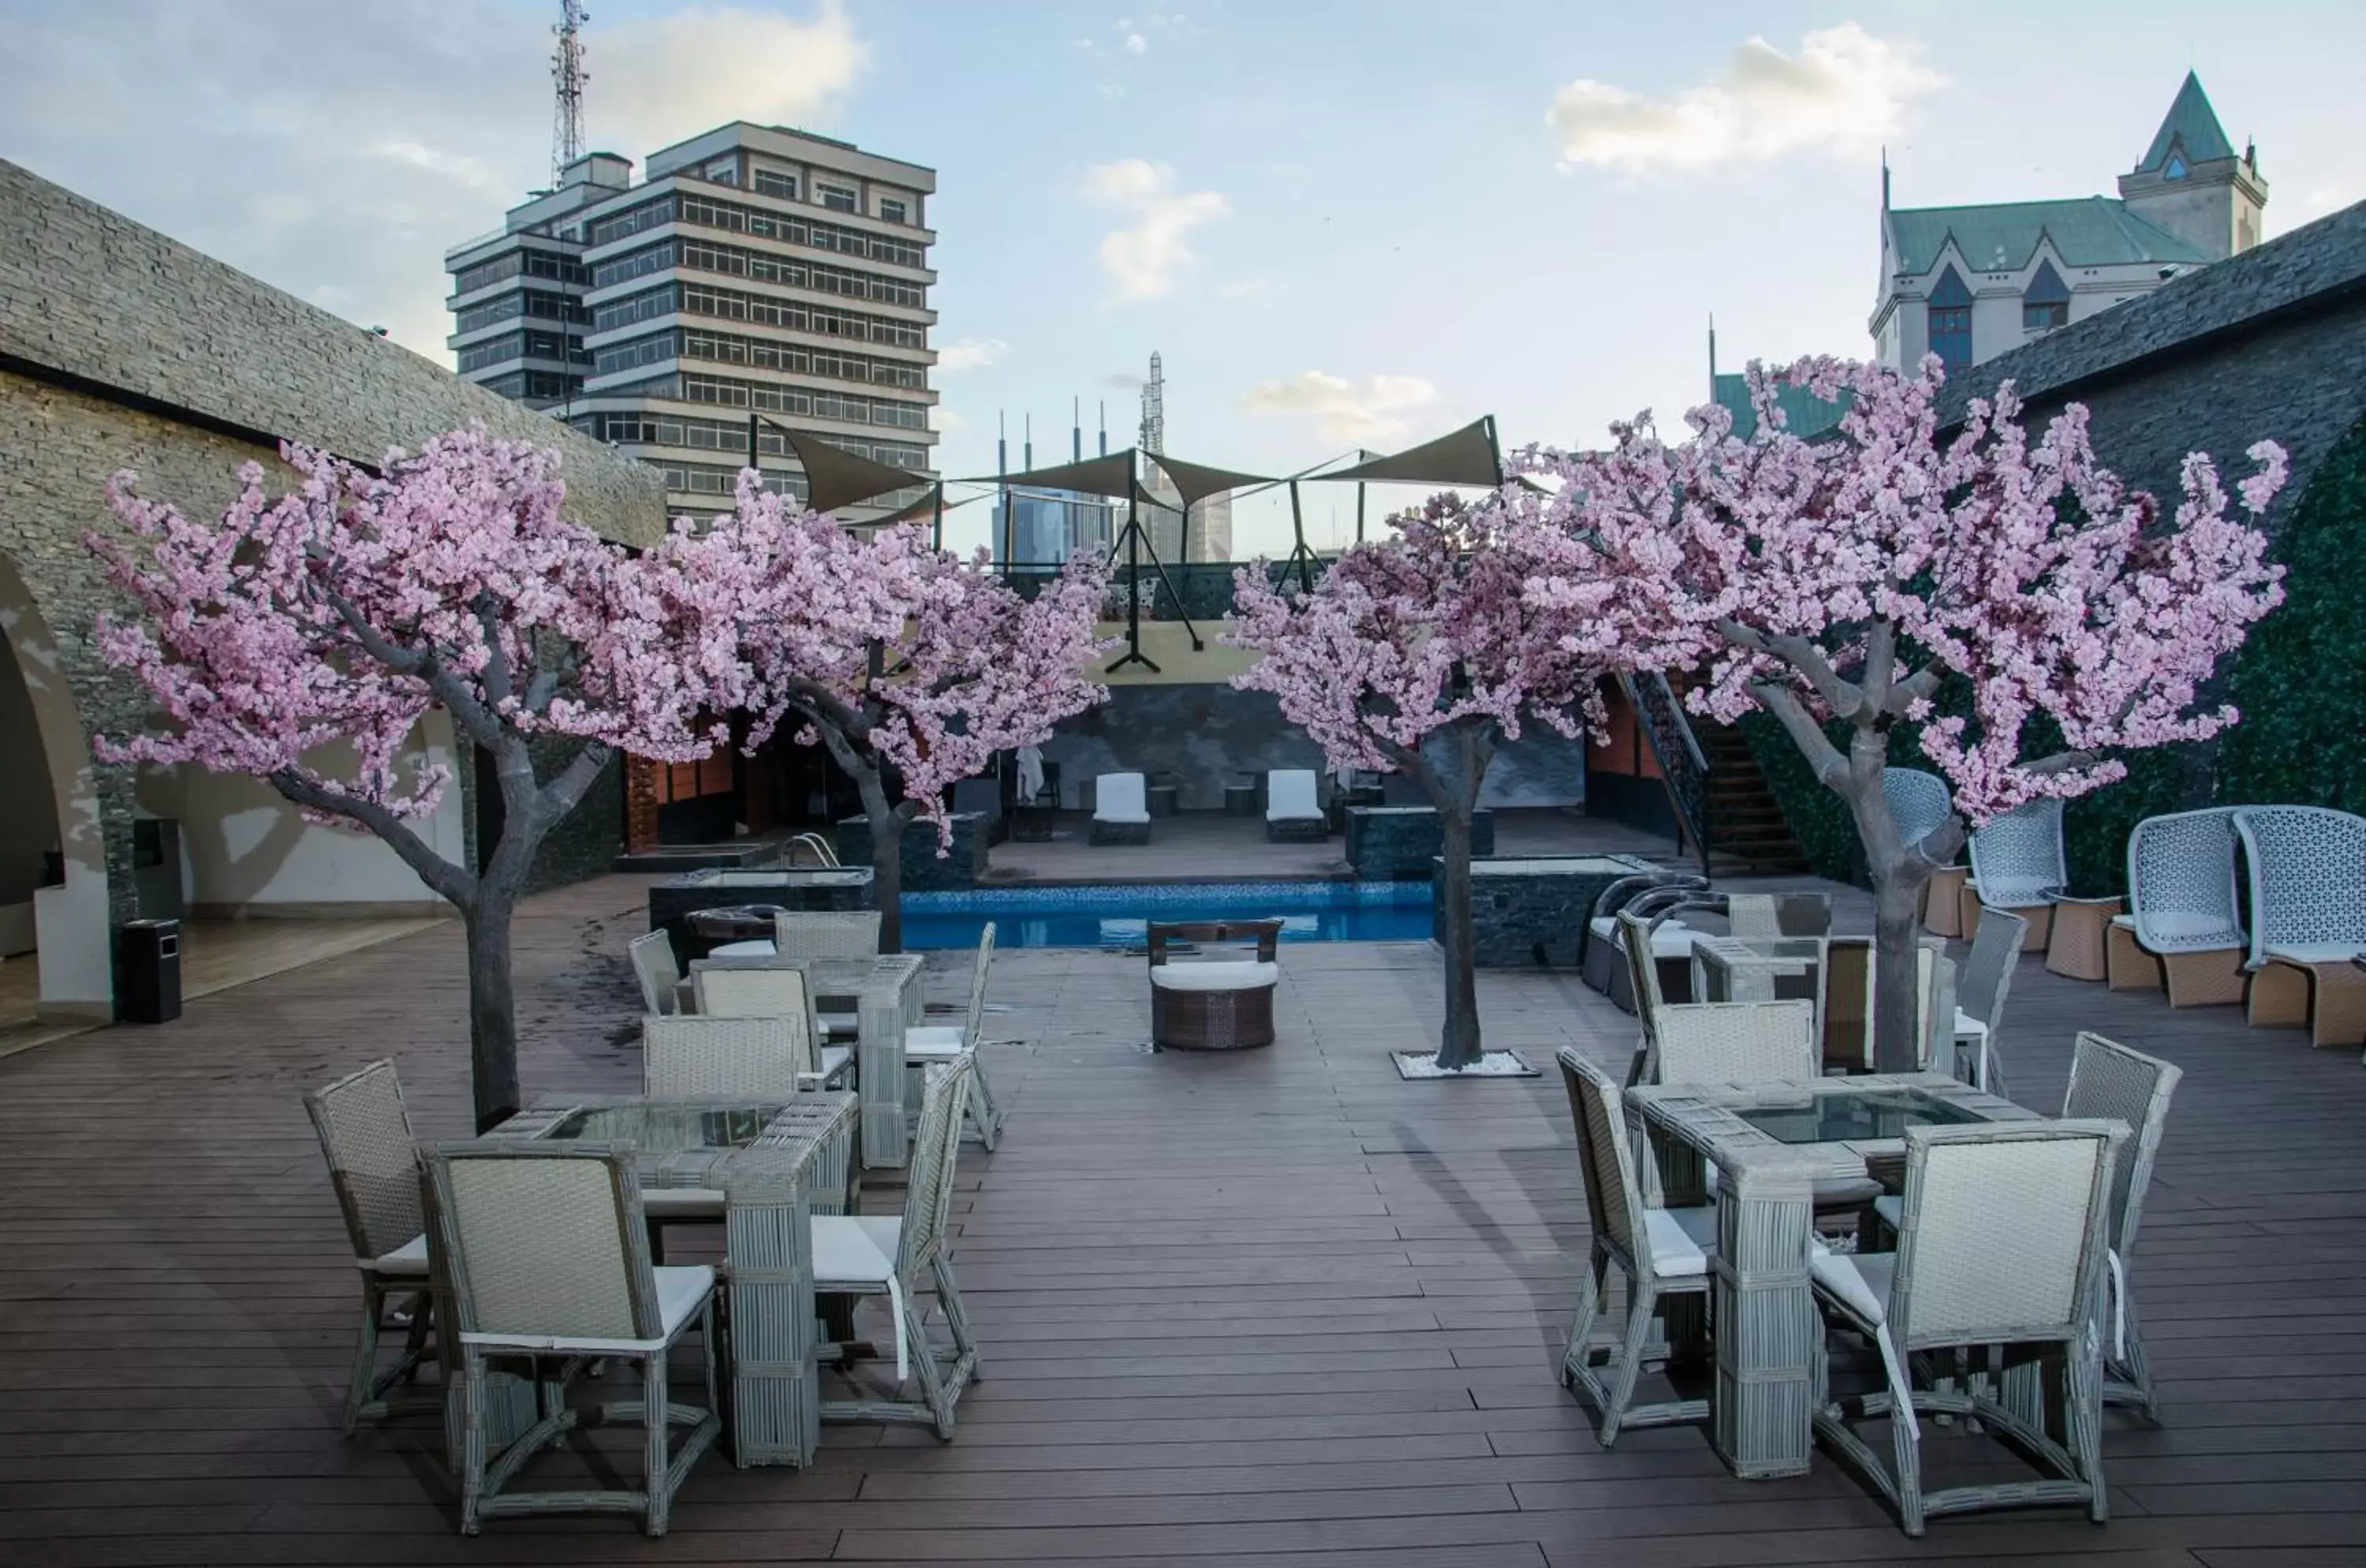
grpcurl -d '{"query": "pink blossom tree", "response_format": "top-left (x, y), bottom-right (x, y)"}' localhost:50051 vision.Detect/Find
top-left (89, 429), bottom-right (725, 1129)
top-left (659, 483), bottom-right (1110, 950)
top-left (1229, 498), bottom-right (1621, 1071)
top-left (1512, 357), bottom-right (2289, 1070)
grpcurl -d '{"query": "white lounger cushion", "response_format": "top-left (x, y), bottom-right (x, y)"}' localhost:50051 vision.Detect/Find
top-left (1149, 960), bottom-right (1280, 993)
top-left (1266, 769), bottom-right (1321, 822)
top-left (1095, 773), bottom-right (1150, 823)
top-left (1642, 1205), bottom-right (1719, 1276)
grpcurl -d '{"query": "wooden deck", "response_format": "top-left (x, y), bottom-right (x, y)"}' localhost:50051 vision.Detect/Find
top-left (3, 872), bottom-right (2364, 1566)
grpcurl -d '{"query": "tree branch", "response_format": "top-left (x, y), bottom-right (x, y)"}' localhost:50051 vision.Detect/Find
top-left (538, 741), bottom-right (614, 823)
top-left (1717, 618), bottom-right (1864, 719)
top-left (267, 768), bottom-right (475, 909)
top-left (475, 594), bottom-right (512, 711)
top-left (1886, 662), bottom-right (1942, 715)
top-left (2020, 749), bottom-right (2102, 778)
top-left (1860, 618), bottom-right (1898, 720)
top-left (1751, 681), bottom-right (1849, 790)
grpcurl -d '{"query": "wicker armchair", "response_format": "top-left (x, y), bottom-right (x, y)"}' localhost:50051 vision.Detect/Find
top-left (815, 1058), bottom-right (981, 1438)
top-left (1579, 872), bottom-right (1705, 995)
top-left (304, 1059), bottom-right (437, 1435)
top-left (2110, 808), bottom-right (2247, 1004)
top-left (1811, 1118), bottom-right (2127, 1536)
top-left (1962, 798), bottom-right (2066, 951)
top-left (1555, 1047), bottom-right (1715, 1446)
top-left (905, 921), bottom-right (1006, 1148)
top-left (1951, 906), bottom-right (2028, 1093)
top-left (2234, 806), bottom-right (2366, 1052)
top-left (1091, 771), bottom-right (1151, 846)
top-left (629, 930), bottom-right (682, 1017)
top-left (1726, 891), bottom-right (1834, 939)
top-left (1148, 920), bottom-right (1282, 1050)
top-left (771, 910), bottom-right (881, 961)
top-left (1648, 999), bottom-right (1819, 1086)
top-left (643, 1014), bottom-right (821, 1100)
top-left (689, 967), bottom-right (852, 1086)
top-left (1606, 889), bottom-right (1706, 1015)
top-left (424, 1142), bottom-right (721, 1536)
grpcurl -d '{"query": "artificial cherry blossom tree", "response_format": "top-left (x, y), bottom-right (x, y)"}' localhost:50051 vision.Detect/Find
top-left (90, 429), bottom-right (724, 1129)
top-left (1230, 497), bottom-right (1621, 1071)
top-left (660, 482), bottom-right (1109, 950)
top-left (1512, 357), bottom-right (2289, 1070)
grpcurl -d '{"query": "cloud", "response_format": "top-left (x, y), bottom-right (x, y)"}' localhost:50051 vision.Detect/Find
top-left (1084, 159), bottom-right (1228, 300)
top-left (1217, 275), bottom-right (1285, 304)
top-left (1241, 371), bottom-right (1438, 444)
top-left (1546, 23), bottom-right (1941, 174)
top-left (1100, 371), bottom-right (1146, 390)
top-left (1123, 32), bottom-right (1148, 55)
top-left (935, 337), bottom-right (1007, 373)
top-left (599, 3), bottom-right (868, 153)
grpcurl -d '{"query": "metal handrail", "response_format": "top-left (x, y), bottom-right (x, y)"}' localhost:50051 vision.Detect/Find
top-left (1621, 670), bottom-right (1711, 872)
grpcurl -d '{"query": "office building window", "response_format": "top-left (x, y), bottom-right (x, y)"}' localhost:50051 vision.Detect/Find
top-left (753, 169), bottom-right (799, 200)
top-left (817, 182), bottom-right (859, 213)
top-left (879, 198), bottom-right (908, 225)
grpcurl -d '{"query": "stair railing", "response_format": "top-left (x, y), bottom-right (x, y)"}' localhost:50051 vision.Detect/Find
top-left (1619, 670), bottom-right (1711, 873)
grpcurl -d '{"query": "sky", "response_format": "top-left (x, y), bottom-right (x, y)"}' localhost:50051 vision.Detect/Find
top-left (3, 0), bottom-right (2361, 557)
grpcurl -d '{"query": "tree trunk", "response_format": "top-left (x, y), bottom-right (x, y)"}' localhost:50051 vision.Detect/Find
top-left (1867, 871), bottom-right (1927, 1073)
top-left (869, 801), bottom-right (908, 954)
top-left (462, 892), bottom-right (521, 1133)
top-left (1435, 804), bottom-right (1483, 1070)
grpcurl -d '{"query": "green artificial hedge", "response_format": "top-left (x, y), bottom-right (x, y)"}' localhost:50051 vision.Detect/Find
top-left (1740, 412), bottom-right (2366, 894)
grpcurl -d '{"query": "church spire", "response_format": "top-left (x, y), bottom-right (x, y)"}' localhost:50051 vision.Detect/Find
top-left (2134, 70), bottom-right (2235, 174)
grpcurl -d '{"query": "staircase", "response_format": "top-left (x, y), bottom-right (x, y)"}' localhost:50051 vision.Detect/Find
top-left (1696, 723), bottom-right (1810, 875)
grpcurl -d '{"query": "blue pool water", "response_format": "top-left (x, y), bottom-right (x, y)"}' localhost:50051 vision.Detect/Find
top-left (899, 879), bottom-right (1434, 950)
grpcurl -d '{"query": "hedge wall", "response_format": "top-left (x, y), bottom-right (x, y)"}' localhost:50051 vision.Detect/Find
top-left (1740, 411), bottom-right (2366, 895)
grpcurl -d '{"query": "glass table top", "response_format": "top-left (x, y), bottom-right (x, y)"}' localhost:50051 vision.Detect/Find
top-left (1734, 1087), bottom-right (1987, 1145)
top-left (546, 1103), bottom-right (786, 1153)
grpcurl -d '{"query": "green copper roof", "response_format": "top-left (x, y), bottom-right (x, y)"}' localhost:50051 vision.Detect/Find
top-left (1887, 196), bottom-right (2209, 276)
top-left (2136, 71), bottom-right (2236, 174)
top-left (1711, 373), bottom-right (1849, 443)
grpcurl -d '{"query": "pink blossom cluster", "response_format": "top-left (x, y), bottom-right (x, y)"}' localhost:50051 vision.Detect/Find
top-left (1508, 356), bottom-right (2289, 820)
top-left (90, 427), bottom-right (724, 823)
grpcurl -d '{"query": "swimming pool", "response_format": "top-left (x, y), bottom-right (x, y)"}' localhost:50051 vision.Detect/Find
top-left (899, 879), bottom-right (1434, 950)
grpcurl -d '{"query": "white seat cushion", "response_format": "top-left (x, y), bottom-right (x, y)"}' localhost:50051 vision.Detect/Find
top-left (1954, 1007), bottom-right (1987, 1040)
top-left (1588, 915), bottom-right (1616, 941)
top-left (1811, 1249), bottom-right (1897, 1325)
top-left (364, 1233), bottom-right (430, 1276)
top-left (2265, 943), bottom-right (2366, 966)
top-left (820, 1010), bottom-right (859, 1039)
top-left (1149, 960), bottom-right (1280, 993)
top-left (2111, 913), bottom-right (2136, 930)
top-left (1872, 1194), bottom-right (1903, 1232)
top-left (818, 1044), bottom-right (853, 1082)
top-left (1642, 1205), bottom-right (1719, 1276)
top-left (641, 1186), bottom-right (724, 1219)
top-left (2137, 911), bottom-right (2245, 949)
top-left (653, 1264), bottom-right (716, 1339)
top-left (1650, 923), bottom-right (1700, 958)
top-left (461, 1264), bottom-right (714, 1355)
top-left (1095, 808), bottom-right (1151, 823)
top-left (709, 939), bottom-right (775, 958)
top-left (905, 1024), bottom-right (968, 1052)
top-left (812, 1215), bottom-right (897, 1288)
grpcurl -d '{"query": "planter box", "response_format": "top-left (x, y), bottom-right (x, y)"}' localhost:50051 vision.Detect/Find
top-left (647, 866), bottom-right (875, 966)
top-left (836, 812), bottom-right (989, 894)
top-left (1443, 853), bottom-right (1659, 968)
top-left (1346, 805), bottom-right (1495, 880)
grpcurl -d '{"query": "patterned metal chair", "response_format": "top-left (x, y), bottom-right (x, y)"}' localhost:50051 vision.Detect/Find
top-left (815, 1058), bottom-right (981, 1438)
top-left (304, 1059), bottom-right (437, 1435)
top-left (1555, 1047), bottom-right (1715, 1446)
top-left (424, 1142), bottom-right (722, 1537)
top-left (1263, 768), bottom-right (1327, 842)
top-left (1811, 1118), bottom-right (2127, 1537)
top-left (1883, 768), bottom-right (1969, 939)
top-left (2234, 806), bottom-right (2366, 1053)
top-left (771, 910), bottom-right (881, 961)
top-left (2110, 808), bottom-right (2247, 1005)
top-left (1962, 797), bottom-right (2066, 952)
top-left (689, 966), bottom-right (853, 1086)
top-left (1090, 771), bottom-right (1151, 845)
top-left (905, 921), bottom-right (1006, 1148)
top-left (1952, 906), bottom-right (2028, 1094)
top-left (629, 930), bottom-right (682, 1017)
top-left (1579, 872), bottom-right (1705, 995)
top-left (1148, 919), bottom-right (1282, 1050)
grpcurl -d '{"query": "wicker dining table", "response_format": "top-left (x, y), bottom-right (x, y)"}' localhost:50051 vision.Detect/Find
top-left (465, 1090), bottom-right (860, 1469)
top-left (1624, 1073), bottom-right (2039, 1480)
top-left (1689, 934), bottom-right (1825, 1007)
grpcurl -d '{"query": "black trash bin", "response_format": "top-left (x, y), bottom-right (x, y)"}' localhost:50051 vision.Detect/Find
top-left (118, 917), bottom-right (182, 1025)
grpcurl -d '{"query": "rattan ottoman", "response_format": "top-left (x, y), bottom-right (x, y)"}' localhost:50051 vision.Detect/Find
top-left (2045, 895), bottom-right (2124, 981)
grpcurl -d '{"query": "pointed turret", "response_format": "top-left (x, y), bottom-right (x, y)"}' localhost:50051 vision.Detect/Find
top-left (2118, 71), bottom-right (2265, 259)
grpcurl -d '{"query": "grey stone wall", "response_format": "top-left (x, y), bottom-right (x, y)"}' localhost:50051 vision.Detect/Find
top-left (835, 812), bottom-right (988, 891)
top-left (1347, 807), bottom-right (1496, 879)
top-left (1456, 855), bottom-right (1656, 969)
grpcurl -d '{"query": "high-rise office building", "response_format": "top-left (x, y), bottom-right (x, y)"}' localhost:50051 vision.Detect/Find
top-left (446, 121), bottom-right (939, 524)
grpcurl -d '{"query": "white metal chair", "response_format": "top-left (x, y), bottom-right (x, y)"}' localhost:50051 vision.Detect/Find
top-left (2233, 806), bottom-right (2366, 1052)
top-left (304, 1058), bottom-right (436, 1435)
top-left (1883, 767), bottom-right (1954, 855)
top-left (642, 1014), bottom-right (825, 1100)
top-left (689, 967), bottom-right (853, 1086)
top-left (1555, 1047), bottom-right (1715, 1446)
top-left (1964, 797), bottom-right (2066, 951)
top-left (771, 910), bottom-right (881, 961)
top-left (815, 1058), bottom-right (982, 1438)
top-left (2113, 808), bottom-right (2248, 1004)
top-left (424, 1142), bottom-right (721, 1537)
top-left (1091, 771), bottom-right (1151, 845)
top-left (629, 930), bottom-right (682, 1017)
top-left (1952, 906), bottom-right (2028, 1093)
top-left (1649, 999), bottom-right (1819, 1085)
top-left (1810, 1118), bottom-right (2125, 1537)
top-left (1263, 768), bottom-right (1327, 842)
top-left (905, 921), bottom-right (1006, 1148)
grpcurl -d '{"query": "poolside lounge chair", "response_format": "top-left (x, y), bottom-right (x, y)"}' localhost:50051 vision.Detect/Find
top-left (1091, 772), bottom-right (1151, 845)
top-left (1264, 768), bottom-right (1327, 842)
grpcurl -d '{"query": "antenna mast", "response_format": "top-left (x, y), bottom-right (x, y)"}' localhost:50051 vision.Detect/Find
top-left (552, 0), bottom-right (589, 185)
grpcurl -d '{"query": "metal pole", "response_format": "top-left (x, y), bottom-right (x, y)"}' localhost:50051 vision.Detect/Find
top-left (1288, 480), bottom-right (1314, 594)
top-left (747, 412), bottom-right (759, 477)
top-left (931, 484), bottom-right (944, 552)
top-left (1356, 480), bottom-right (1367, 543)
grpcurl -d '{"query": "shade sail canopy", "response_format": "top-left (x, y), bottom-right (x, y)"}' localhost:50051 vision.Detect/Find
top-left (1148, 453), bottom-right (1273, 508)
top-left (957, 448), bottom-right (1139, 499)
top-left (1320, 417), bottom-right (1501, 487)
top-left (775, 424), bottom-right (933, 514)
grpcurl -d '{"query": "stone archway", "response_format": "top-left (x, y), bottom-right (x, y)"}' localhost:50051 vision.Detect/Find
top-left (0, 551), bottom-right (113, 1020)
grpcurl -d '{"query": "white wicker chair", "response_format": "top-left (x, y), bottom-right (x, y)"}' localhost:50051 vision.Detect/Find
top-left (629, 931), bottom-right (682, 1017)
top-left (905, 921), bottom-right (1006, 1149)
top-left (1555, 1047), bottom-right (1715, 1446)
top-left (424, 1142), bottom-right (721, 1537)
top-left (2063, 1032), bottom-right (2181, 1418)
top-left (1091, 771), bottom-right (1151, 845)
top-left (1648, 999), bottom-right (1819, 1086)
top-left (771, 910), bottom-right (881, 961)
top-left (642, 1014), bottom-right (823, 1100)
top-left (2233, 806), bottom-right (2366, 1052)
top-left (689, 967), bottom-right (853, 1086)
top-left (1952, 906), bottom-right (2028, 1093)
top-left (1811, 1118), bottom-right (2126, 1537)
top-left (1965, 797), bottom-right (2066, 951)
top-left (1263, 768), bottom-right (1327, 842)
top-left (304, 1059), bottom-right (436, 1435)
top-left (1726, 891), bottom-right (1834, 939)
top-left (2112, 808), bottom-right (2247, 1005)
top-left (815, 1058), bottom-right (981, 1438)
